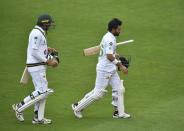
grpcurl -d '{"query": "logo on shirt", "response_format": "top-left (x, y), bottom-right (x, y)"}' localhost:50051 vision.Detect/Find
top-left (34, 37), bottom-right (38, 44)
top-left (109, 42), bottom-right (113, 50)
top-left (44, 49), bottom-right (47, 55)
top-left (109, 42), bottom-right (113, 46)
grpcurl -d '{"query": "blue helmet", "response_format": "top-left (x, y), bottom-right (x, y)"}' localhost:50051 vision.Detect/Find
top-left (37, 14), bottom-right (53, 26)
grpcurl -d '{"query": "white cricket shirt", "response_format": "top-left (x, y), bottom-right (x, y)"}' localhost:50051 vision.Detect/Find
top-left (26, 25), bottom-right (48, 72)
top-left (96, 32), bottom-right (117, 73)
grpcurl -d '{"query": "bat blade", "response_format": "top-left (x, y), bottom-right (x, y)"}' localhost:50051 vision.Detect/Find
top-left (20, 67), bottom-right (30, 84)
top-left (83, 45), bottom-right (100, 56)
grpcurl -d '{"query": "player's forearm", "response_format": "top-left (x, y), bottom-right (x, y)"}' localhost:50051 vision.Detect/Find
top-left (106, 54), bottom-right (120, 67)
top-left (107, 54), bottom-right (122, 67)
top-left (107, 54), bottom-right (115, 62)
top-left (116, 62), bottom-right (122, 67)
top-left (32, 49), bottom-right (47, 63)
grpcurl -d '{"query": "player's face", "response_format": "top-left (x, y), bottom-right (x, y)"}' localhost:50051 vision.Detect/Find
top-left (114, 25), bottom-right (121, 36)
top-left (46, 23), bottom-right (51, 31)
top-left (46, 23), bottom-right (56, 31)
top-left (42, 24), bottom-right (51, 31)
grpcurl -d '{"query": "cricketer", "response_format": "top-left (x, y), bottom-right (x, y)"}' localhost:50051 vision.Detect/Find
top-left (72, 18), bottom-right (131, 119)
top-left (12, 14), bottom-right (58, 124)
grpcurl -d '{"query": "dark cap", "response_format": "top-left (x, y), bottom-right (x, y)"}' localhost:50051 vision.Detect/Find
top-left (37, 14), bottom-right (53, 26)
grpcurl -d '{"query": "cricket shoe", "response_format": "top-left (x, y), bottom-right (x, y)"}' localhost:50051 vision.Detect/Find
top-left (32, 118), bottom-right (52, 124)
top-left (72, 103), bottom-right (83, 119)
top-left (12, 104), bottom-right (24, 122)
top-left (113, 111), bottom-right (131, 119)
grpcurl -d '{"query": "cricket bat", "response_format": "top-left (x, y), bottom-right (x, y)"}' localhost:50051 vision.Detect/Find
top-left (20, 67), bottom-right (30, 84)
top-left (83, 40), bottom-right (134, 56)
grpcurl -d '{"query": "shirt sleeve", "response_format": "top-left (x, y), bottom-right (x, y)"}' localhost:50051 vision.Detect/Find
top-left (30, 32), bottom-right (47, 62)
top-left (105, 40), bottom-right (114, 54)
top-left (32, 49), bottom-right (47, 63)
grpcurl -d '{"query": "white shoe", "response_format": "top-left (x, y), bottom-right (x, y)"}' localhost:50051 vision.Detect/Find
top-left (72, 103), bottom-right (83, 119)
top-left (119, 113), bottom-right (131, 118)
top-left (12, 104), bottom-right (24, 122)
top-left (113, 111), bottom-right (131, 119)
top-left (32, 118), bottom-right (52, 124)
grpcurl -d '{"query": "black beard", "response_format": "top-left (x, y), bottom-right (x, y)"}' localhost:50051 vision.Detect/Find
top-left (114, 32), bottom-right (120, 36)
top-left (46, 26), bottom-right (50, 31)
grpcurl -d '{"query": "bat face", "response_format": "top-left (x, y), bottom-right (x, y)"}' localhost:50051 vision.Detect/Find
top-left (20, 67), bottom-right (30, 84)
top-left (83, 40), bottom-right (134, 56)
top-left (83, 45), bottom-right (101, 56)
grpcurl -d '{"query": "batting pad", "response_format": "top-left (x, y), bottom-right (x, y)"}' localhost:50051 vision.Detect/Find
top-left (74, 89), bottom-right (107, 112)
top-left (38, 99), bottom-right (46, 121)
top-left (18, 89), bottom-right (53, 112)
top-left (118, 80), bottom-right (125, 116)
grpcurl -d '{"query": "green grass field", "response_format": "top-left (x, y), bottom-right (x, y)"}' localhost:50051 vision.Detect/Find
top-left (0, 0), bottom-right (184, 130)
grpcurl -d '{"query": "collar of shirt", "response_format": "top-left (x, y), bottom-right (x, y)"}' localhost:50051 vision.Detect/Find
top-left (107, 31), bottom-right (116, 41)
top-left (34, 25), bottom-right (46, 36)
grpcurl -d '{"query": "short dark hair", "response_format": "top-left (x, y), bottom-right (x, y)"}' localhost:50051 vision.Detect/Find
top-left (108, 18), bottom-right (122, 31)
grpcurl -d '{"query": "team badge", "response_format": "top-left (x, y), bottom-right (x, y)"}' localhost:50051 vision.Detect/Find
top-left (34, 37), bottom-right (38, 44)
top-left (109, 42), bottom-right (113, 46)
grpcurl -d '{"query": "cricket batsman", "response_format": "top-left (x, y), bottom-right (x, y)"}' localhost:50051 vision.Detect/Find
top-left (12, 14), bottom-right (59, 124)
top-left (72, 18), bottom-right (131, 119)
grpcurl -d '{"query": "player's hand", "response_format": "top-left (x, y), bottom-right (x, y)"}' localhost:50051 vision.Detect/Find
top-left (119, 65), bottom-right (128, 74)
top-left (115, 54), bottom-right (120, 59)
top-left (47, 59), bottom-right (58, 67)
top-left (48, 47), bottom-right (57, 53)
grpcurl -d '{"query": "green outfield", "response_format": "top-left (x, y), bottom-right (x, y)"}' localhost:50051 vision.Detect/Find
top-left (0, 0), bottom-right (184, 130)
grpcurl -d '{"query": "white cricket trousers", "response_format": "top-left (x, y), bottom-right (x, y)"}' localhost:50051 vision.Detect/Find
top-left (80, 70), bottom-right (121, 107)
top-left (30, 69), bottom-right (48, 93)
top-left (25, 69), bottom-right (48, 112)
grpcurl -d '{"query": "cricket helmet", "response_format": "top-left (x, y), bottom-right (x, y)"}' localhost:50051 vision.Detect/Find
top-left (37, 14), bottom-right (55, 30)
